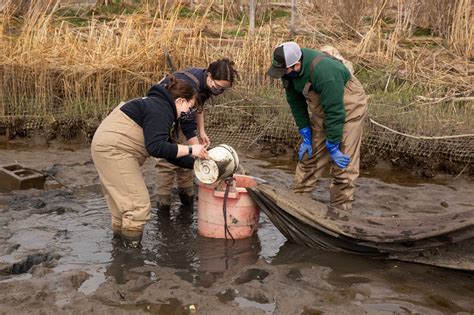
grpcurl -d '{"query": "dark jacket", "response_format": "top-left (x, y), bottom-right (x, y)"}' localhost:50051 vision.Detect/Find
top-left (120, 85), bottom-right (194, 169)
top-left (158, 67), bottom-right (213, 135)
top-left (160, 67), bottom-right (212, 107)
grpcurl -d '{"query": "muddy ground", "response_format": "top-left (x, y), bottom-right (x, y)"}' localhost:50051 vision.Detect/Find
top-left (0, 139), bottom-right (473, 314)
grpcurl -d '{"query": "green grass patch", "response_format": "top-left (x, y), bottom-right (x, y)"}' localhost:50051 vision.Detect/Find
top-left (413, 26), bottom-right (433, 37)
top-left (269, 9), bottom-right (290, 19)
top-left (223, 29), bottom-right (247, 37)
top-left (178, 6), bottom-right (199, 18)
top-left (356, 67), bottom-right (425, 104)
top-left (55, 7), bottom-right (83, 17)
top-left (54, 7), bottom-right (89, 26)
top-left (61, 17), bottom-right (89, 27)
top-left (95, 1), bottom-right (138, 15)
top-left (256, 8), bottom-right (291, 24)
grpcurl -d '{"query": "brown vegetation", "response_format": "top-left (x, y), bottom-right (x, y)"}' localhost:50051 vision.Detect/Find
top-left (0, 0), bottom-right (472, 170)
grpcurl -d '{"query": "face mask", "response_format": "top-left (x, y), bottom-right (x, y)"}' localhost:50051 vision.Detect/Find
top-left (179, 109), bottom-right (194, 122)
top-left (177, 98), bottom-right (196, 122)
top-left (209, 85), bottom-right (225, 96)
top-left (283, 70), bottom-right (299, 79)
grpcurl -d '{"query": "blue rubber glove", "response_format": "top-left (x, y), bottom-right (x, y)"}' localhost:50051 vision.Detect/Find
top-left (326, 140), bottom-right (351, 169)
top-left (298, 126), bottom-right (313, 160)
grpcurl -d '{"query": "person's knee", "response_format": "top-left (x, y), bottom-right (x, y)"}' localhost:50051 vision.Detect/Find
top-left (122, 204), bottom-right (151, 227)
top-left (176, 170), bottom-right (194, 187)
top-left (156, 172), bottom-right (176, 195)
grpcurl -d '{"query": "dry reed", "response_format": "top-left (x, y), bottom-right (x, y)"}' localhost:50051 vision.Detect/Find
top-left (0, 0), bottom-right (472, 139)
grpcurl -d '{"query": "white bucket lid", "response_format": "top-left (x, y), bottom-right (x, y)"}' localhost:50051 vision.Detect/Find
top-left (194, 158), bottom-right (220, 184)
top-left (194, 144), bottom-right (239, 184)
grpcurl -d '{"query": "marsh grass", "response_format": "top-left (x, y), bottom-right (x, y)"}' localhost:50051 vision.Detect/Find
top-left (0, 0), bottom-right (472, 141)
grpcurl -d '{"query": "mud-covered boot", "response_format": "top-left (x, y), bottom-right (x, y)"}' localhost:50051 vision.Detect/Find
top-left (112, 229), bottom-right (123, 243)
top-left (121, 230), bottom-right (143, 249)
top-left (156, 194), bottom-right (171, 214)
top-left (178, 187), bottom-right (195, 206)
top-left (112, 222), bottom-right (123, 243)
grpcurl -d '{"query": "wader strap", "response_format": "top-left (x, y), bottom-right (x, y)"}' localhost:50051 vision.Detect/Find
top-left (302, 52), bottom-right (343, 98)
top-left (182, 71), bottom-right (200, 87)
top-left (302, 55), bottom-right (327, 98)
top-left (157, 74), bottom-right (167, 84)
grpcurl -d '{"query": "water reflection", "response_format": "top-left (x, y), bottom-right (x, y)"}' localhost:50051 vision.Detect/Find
top-left (150, 204), bottom-right (198, 270)
top-left (197, 234), bottom-right (261, 275)
top-left (271, 241), bottom-right (386, 274)
top-left (141, 204), bottom-right (262, 287)
top-left (105, 240), bottom-right (146, 285)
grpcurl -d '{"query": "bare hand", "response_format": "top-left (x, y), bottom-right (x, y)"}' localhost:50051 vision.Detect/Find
top-left (199, 132), bottom-right (211, 148)
top-left (191, 144), bottom-right (208, 159)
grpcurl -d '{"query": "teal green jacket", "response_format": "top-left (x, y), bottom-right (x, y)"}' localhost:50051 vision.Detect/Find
top-left (284, 48), bottom-right (350, 143)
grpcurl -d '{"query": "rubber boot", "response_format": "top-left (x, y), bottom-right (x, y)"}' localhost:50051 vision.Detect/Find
top-left (112, 221), bottom-right (123, 243)
top-left (112, 229), bottom-right (122, 242)
top-left (156, 194), bottom-right (171, 214)
top-left (178, 187), bottom-right (194, 206)
top-left (121, 230), bottom-right (143, 249)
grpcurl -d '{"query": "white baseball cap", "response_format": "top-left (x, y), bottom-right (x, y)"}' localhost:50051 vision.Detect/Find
top-left (267, 41), bottom-right (302, 78)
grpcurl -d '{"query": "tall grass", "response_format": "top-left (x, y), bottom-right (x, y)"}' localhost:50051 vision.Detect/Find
top-left (449, 0), bottom-right (473, 58)
top-left (0, 0), bottom-right (472, 138)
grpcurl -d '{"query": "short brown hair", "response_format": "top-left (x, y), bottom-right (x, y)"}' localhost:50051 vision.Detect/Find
top-left (165, 76), bottom-right (201, 111)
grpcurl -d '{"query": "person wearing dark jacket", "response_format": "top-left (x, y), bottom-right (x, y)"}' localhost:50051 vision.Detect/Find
top-left (91, 77), bottom-right (208, 248)
top-left (267, 41), bottom-right (367, 211)
top-left (154, 58), bottom-right (238, 213)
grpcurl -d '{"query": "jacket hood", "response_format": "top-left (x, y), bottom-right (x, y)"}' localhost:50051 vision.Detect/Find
top-left (146, 84), bottom-right (177, 118)
top-left (147, 83), bottom-right (173, 99)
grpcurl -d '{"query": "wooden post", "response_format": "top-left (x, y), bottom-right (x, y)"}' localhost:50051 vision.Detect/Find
top-left (290, 0), bottom-right (296, 36)
top-left (249, 0), bottom-right (255, 36)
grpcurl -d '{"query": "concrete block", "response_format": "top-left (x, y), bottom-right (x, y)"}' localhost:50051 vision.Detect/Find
top-left (0, 164), bottom-right (46, 191)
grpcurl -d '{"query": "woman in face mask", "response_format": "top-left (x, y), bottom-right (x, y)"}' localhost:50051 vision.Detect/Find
top-left (154, 58), bottom-right (238, 214)
top-left (91, 76), bottom-right (208, 249)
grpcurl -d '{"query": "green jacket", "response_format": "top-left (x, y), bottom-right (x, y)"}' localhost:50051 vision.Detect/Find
top-left (284, 48), bottom-right (350, 143)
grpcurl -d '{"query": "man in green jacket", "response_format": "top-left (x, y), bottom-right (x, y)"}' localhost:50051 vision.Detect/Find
top-left (267, 41), bottom-right (367, 211)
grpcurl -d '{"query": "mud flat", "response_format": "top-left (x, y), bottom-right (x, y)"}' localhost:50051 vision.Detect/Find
top-left (0, 143), bottom-right (473, 314)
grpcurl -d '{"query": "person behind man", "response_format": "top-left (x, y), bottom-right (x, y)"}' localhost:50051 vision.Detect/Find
top-left (155, 58), bottom-right (238, 213)
top-left (267, 41), bottom-right (368, 211)
top-left (91, 76), bottom-right (208, 248)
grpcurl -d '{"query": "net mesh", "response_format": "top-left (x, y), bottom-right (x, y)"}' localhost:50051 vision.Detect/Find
top-left (0, 96), bottom-right (472, 166)
top-left (205, 105), bottom-right (298, 151)
top-left (204, 104), bottom-right (473, 164)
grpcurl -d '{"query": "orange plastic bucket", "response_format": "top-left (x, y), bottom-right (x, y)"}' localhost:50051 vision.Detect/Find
top-left (197, 175), bottom-right (260, 239)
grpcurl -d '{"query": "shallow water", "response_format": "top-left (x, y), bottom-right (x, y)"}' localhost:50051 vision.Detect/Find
top-left (2, 184), bottom-right (473, 313)
top-left (0, 147), bottom-right (473, 313)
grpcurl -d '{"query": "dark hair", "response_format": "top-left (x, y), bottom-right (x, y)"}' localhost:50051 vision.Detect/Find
top-left (207, 58), bottom-right (238, 85)
top-left (165, 75), bottom-right (197, 100)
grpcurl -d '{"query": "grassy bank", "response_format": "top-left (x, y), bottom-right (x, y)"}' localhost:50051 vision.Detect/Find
top-left (0, 0), bottom-right (472, 174)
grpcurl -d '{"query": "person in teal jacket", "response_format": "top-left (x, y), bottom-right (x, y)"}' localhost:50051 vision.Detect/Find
top-left (267, 41), bottom-right (368, 211)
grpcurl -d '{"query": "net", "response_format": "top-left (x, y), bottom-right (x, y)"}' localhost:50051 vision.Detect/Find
top-left (204, 103), bottom-right (473, 165)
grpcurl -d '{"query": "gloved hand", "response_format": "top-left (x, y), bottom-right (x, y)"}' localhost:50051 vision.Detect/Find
top-left (326, 140), bottom-right (351, 169)
top-left (298, 126), bottom-right (313, 160)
